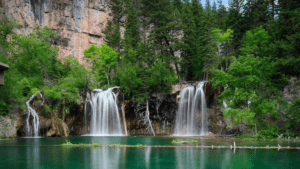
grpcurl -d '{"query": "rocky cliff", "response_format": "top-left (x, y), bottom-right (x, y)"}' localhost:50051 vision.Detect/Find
top-left (77, 82), bottom-right (228, 136)
top-left (1, 0), bottom-right (112, 66)
top-left (13, 82), bottom-right (228, 137)
top-left (16, 96), bottom-right (69, 137)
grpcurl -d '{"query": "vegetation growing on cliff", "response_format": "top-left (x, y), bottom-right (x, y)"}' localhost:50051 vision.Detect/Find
top-left (98, 0), bottom-right (300, 137)
top-left (0, 21), bottom-right (95, 115)
top-left (0, 0), bottom-right (300, 138)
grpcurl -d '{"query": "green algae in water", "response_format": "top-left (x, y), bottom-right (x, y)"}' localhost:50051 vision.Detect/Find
top-left (0, 138), bottom-right (11, 141)
top-left (171, 139), bottom-right (200, 144)
top-left (1, 136), bottom-right (300, 169)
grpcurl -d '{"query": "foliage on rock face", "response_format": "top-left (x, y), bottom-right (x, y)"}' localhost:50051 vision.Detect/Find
top-left (1, 0), bottom-right (300, 138)
top-left (43, 56), bottom-right (95, 102)
top-left (99, 0), bottom-right (300, 137)
top-left (84, 44), bottom-right (118, 86)
top-left (212, 55), bottom-right (278, 132)
top-left (212, 26), bottom-right (287, 136)
top-left (0, 20), bottom-right (95, 114)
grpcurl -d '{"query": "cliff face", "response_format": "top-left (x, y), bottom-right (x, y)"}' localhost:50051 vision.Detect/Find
top-left (16, 97), bottom-right (69, 137)
top-left (2, 0), bottom-right (111, 66)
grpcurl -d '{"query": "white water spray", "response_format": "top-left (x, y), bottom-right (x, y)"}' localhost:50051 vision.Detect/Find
top-left (197, 82), bottom-right (208, 136)
top-left (25, 93), bottom-right (43, 137)
top-left (84, 87), bottom-right (124, 136)
top-left (145, 100), bottom-right (155, 135)
top-left (174, 82), bottom-right (208, 136)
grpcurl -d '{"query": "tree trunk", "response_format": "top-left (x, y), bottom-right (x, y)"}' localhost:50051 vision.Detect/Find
top-left (163, 36), bottom-right (182, 83)
top-left (175, 63), bottom-right (182, 83)
top-left (206, 71), bottom-right (209, 81)
top-left (184, 63), bottom-right (188, 81)
top-left (255, 118), bottom-right (257, 135)
top-left (106, 74), bottom-right (110, 86)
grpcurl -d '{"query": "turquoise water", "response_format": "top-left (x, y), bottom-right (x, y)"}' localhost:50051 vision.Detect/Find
top-left (1, 136), bottom-right (300, 169)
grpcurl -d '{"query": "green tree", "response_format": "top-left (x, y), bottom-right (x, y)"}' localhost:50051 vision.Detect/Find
top-left (103, 21), bottom-right (122, 52)
top-left (215, 28), bottom-right (233, 72)
top-left (84, 44), bottom-right (118, 86)
top-left (240, 26), bottom-right (273, 57)
top-left (212, 55), bottom-right (278, 135)
top-left (0, 23), bottom-right (94, 114)
top-left (172, 0), bottom-right (183, 12)
top-left (217, 0), bottom-right (227, 30)
top-left (197, 0), bottom-right (218, 80)
top-left (43, 56), bottom-right (95, 102)
top-left (211, 27), bottom-right (284, 135)
top-left (225, 0), bottom-right (246, 51)
top-left (140, 0), bottom-right (182, 82)
top-left (180, 0), bottom-right (202, 80)
top-left (123, 5), bottom-right (140, 52)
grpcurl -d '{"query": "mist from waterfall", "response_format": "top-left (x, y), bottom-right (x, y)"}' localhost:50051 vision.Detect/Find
top-left (173, 82), bottom-right (208, 136)
top-left (25, 93), bottom-right (43, 137)
top-left (84, 87), bottom-right (124, 136)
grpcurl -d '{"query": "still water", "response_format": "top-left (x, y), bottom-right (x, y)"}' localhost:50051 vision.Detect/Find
top-left (0, 136), bottom-right (299, 169)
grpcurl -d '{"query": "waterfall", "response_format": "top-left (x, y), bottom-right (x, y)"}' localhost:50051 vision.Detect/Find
top-left (145, 100), bottom-right (155, 135)
top-left (223, 101), bottom-right (228, 109)
top-left (196, 82), bottom-right (208, 136)
top-left (174, 81), bottom-right (208, 136)
top-left (155, 94), bottom-right (164, 119)
top-left (25, 93), bottom-right (43, 137)
top-left (84, 93), bottom-right (93, 133)
top-left (84, 87), bottom-right (124, 136)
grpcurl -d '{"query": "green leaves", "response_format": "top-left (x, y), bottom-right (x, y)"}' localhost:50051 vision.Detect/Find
top-left (0, 23), bottom-right (95, 113)
top-left (84, 44), bottom-right (118, 85)
top-left (146, 60), bottom-right (176, 92)
top-left (240, 26), bottom-right (273, 57)
top-left (225, 108), bottom-right (255, 128)
top-left (212, 54), bottom-right (278, 131)
top-left (117, 61), bottom-right (142, 96)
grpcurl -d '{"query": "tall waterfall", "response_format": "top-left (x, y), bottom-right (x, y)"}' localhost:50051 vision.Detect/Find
top-left (84, 87), bottom-right (124, 136)
top-left (174, 82), bottom-right (208, 136)
top-left (25, 93), bottom-right (43, 137)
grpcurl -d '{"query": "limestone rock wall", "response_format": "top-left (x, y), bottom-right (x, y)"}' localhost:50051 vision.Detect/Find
top-left (16, 95), bottom-right (70, 137)
top-left (1, 0), bottom-right (112, 66)
top-left (0, 113), bottom-right (19, 138)
top-left (124, 93), bottom-right (177, 135)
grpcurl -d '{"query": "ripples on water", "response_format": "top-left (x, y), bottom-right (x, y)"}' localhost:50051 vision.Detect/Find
top-left (0, 136), bottom-right (299, 169)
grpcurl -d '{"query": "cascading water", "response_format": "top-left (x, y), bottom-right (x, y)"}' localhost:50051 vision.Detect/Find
top-left (84, 87), bottom-right (124, 136)
top-left (25, 93), bottom-right (43, 137)
top-left (173, 81), bottom-right (208, 136)
top-left (195, 82), bottom-right (208, 136)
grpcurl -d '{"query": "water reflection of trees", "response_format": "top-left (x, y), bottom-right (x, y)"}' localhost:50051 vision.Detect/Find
top-left (2, 140), bottom-right (300, 168)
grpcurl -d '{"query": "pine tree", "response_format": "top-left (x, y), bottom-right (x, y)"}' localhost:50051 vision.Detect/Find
top-left (191, 0), bottom-right (203, 31)
top-left (111, 0), bottom-right (125, 22)
top-left (181, 1), bottom-right (194, 80)
top-left (140, 0), bottom-right (182, 82)
top-left (225, 0), bottom-right (246, 52)
top-left (268, 0), bottom-right (300, 76)
top-left (212, 1), bottom-right (217, 13)
top-left (199, 0), bottom-right (219, 80)
top-left (243, 0), bottom-right (270, 30)
top-left (172, 0), bottom-right (183, 13)
top-left (103, 21), bottom-right (122, 53)
top-left (217, 0), bottom-right (227, 30)
top-left (123, 5), bottom-right (140, 51)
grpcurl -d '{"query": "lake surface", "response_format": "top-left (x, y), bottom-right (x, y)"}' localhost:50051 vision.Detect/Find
top-left (1, 136), bottom-right (299, 169)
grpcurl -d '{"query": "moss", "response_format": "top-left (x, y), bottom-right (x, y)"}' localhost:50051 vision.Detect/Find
top-left (171, 139), bottom-right (200, 144)
top-left (0, 138), bottom-right (11, 141)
